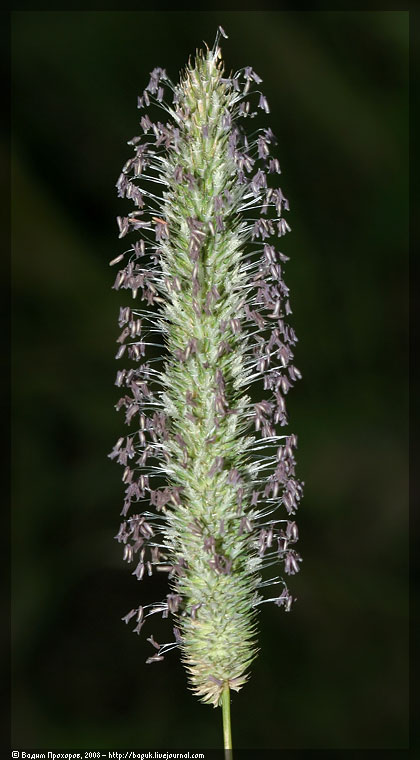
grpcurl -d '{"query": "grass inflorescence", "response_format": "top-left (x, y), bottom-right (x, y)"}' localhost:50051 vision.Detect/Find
top-left (109, 26), bottom-right (303, 714)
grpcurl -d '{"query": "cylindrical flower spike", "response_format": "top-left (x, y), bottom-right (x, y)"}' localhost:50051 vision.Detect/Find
top-left (110, 28), bottom-right (303, 709)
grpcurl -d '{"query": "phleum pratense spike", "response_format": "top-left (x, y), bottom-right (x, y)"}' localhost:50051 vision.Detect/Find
top-left (109, 30), bottom-right (303, 709)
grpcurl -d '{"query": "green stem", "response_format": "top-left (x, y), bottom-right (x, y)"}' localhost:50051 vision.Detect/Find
top-left (221, 681), bottom-right (232, 759)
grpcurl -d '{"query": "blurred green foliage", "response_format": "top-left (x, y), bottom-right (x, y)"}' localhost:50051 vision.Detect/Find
top-left (11, 10), bottom-right (408, 750)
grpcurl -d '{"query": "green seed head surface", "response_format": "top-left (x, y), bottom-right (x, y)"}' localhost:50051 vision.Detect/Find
top-left (110, 31), bottom-right (303, 708)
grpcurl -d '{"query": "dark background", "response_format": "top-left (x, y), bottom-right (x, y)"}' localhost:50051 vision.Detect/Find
top-left (11, 10), bottom-right (409, 751)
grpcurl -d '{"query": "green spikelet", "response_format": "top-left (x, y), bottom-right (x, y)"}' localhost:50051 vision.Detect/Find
top-left (110, 27), bottom-right (303, 714)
